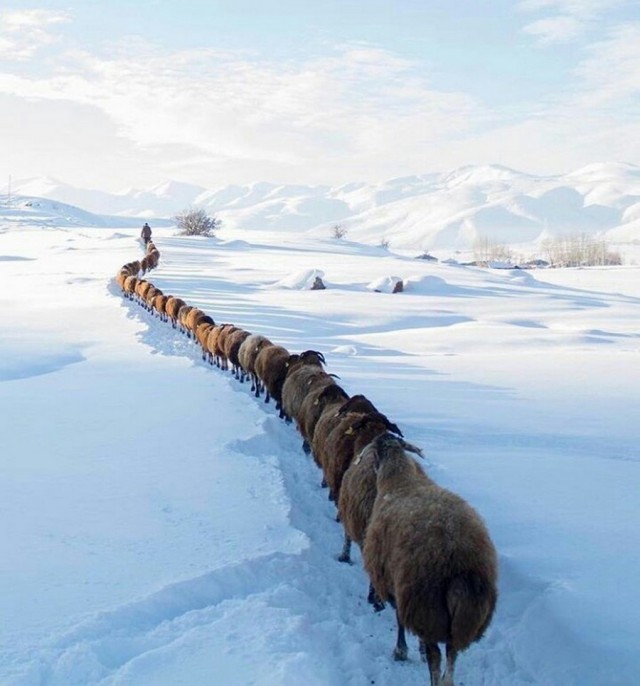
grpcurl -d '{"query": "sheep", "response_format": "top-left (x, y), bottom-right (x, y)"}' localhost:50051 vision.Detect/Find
top-left (165, 296), bottom-right (186, 328)
top-left (185, 308), bottom-right (215, 340)
top-left (144, 285), bottom-right (163, 311)
top-left (204, 324), bottom-right (224, 365)
top-left (320, 410), bottom-right (403, 504)
top-left (177, 304), bottom-right (194, 334)
top-left (223, 328), bottom-right (251, 379)
top-left (279, 350), bottom-right (326, 422)
top-left (238, 334), bottom-right (273, 395)
top-left (363, 433), bottom-right (498, 685)
top-left (195, 321), bottom-right (216, 361)
top-left (135, 279), bottom-right (152, 305)
top-left (214, 324), bottom-right (239, 370)
top-left (146, 248), bottom-right (160, 271)
top-left (123, 275), bottom-right (138, 300)
top-left (281, 352), bottom-right (329, 426)
top-left (311, 393), bottom-right (381, 473)
top-left (337, 437), bottom-right (423, 611)
top-left (152, 293), bottom-right (169, 321)
top-left (115, 270), bottom-right (128, 291)
top-left (140, 255), bottom-right (150, 275)
top-left (254, 345), bottom-right (293, 416)
top-left (296, 381), bottom-right (349, 455)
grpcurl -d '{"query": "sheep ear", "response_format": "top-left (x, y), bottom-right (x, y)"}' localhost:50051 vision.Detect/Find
top-left (387, 421), bottom-right (404, 437)
top-left (399, 439), bottom-right (424, 458)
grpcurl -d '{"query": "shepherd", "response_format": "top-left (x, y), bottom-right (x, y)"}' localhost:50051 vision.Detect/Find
top-left (141, 222), bottom-right (152, 245)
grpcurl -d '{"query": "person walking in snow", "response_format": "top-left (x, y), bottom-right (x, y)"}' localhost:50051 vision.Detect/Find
top-left (141, 222), bottom-right (152, 245)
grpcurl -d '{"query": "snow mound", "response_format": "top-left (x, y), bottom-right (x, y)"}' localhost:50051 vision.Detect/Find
top-left (273, 268), bottom-right (326, 290)
top-left (366, 275), bottom-right (403, 293)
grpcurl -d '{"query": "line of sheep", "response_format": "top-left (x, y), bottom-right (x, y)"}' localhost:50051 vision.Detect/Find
top-left (114, 239), bottom-right (498, 686)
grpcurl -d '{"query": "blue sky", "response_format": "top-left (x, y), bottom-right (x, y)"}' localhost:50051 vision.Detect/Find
top-left (1, 1), bottom-right (639, 191)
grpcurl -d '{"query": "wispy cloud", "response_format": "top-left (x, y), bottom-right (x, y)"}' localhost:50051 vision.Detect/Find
top-left (518, 0), bottom-right (629, 44)
top-left (0, 9), bottom-right (70, 60)
top-left (0, 41), bottom-right (484, 179)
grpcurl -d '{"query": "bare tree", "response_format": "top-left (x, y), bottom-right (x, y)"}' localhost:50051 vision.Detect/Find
top-left (173, 207), bottom-right (221, 237)
top-left (332, 223), bottom-right (348, 239)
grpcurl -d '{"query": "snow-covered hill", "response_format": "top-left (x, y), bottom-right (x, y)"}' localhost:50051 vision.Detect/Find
top-left (4, 162), bottom-right (640, 248)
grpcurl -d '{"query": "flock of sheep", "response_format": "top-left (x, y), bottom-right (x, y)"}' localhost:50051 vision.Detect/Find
top-left (114, 239), bottom-right (499, 686)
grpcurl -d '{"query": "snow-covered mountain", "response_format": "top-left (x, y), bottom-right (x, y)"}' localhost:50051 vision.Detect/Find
top-left (3, 163), bottom-right (640, 248)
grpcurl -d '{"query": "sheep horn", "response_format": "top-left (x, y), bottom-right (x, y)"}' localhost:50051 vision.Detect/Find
top-left (398, 438), bottom-right (424, 458)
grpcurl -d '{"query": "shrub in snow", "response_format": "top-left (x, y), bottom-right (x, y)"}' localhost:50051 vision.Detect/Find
top-left (173, 207), bottom-right (221, 237)
top-left (332, 223), bottom-right (348, 239)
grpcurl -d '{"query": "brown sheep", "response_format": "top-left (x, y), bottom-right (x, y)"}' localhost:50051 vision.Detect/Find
top-left (224, 328), bottom-right (251, 379)
top-left (152, 293), bottom-right (169, 321)
top-left (135, 279), bottom-right (152, 304)
top-left (311, 394), bottom-right (380, 474)
top-left (363, 433), bottom-right (498, 684)
top-left (144, 285), bottom-right (163, 311)
top-left (140, 255), bottom-right (150, 275)
top-left (337, 437), bottom-right (423, 610)
top-left (297, 382), bottom-right (349, 457)
top-left (115, 270), bottom-right (128, 291)
top-left (254, 345), bottom-right (293, 416)
top-left (204, 324), bottom-right (225, 365)
top-left (147, 248), bottom-right (160, 271)
top-left (238, 334), bottom-right (273, 396)
top-left (281, 364), bottom-right (332, 429)
top-left (215, 324), bottom-right (239, 370)
top-left (185, 308), bottom-right (215, 340)
top-left (195, 321), bottom-right (216, 361)
top-left (165, 297), bottom-right (186, 328)
top-left (123, 275), bottom-right (138, 300)
top-left (177, 305), bottom-right (194, 334)
top-left (279, 350), bottom-right (326, 423)
top-left (320, 411), bottom-right (403, 504)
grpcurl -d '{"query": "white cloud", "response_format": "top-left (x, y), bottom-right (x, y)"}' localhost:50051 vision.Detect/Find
top-left (518, 0), bottom-right (629, 44)
top-left (522, 16), bottom-right (585, 43)
top-left (0, 42), bottom-right (484, 180)
top-left (0, 9), bottom-right (70, 60)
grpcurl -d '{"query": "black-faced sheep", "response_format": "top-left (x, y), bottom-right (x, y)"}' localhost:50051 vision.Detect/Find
top-left (238, 334), bottom-right (273, 396)
top-left (320, 411), bottom-right (403, 504)
top-left (311, 394), bottom-right (381, 475)
top-left (363, 433), bottom-right (498, 685)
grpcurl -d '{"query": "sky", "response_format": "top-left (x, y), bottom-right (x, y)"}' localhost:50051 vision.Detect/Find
top-left (1, 0), bottom-right (639, 192)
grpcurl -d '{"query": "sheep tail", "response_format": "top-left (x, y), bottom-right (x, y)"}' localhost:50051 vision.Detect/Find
top-left (446, 572), bottom-right (496, 650)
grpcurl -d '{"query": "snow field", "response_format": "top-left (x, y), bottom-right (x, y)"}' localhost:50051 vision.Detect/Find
top-left (1, 225), bottom-right (639, 685)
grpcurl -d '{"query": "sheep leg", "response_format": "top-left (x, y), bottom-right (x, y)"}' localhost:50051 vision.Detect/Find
top-left (264, 390), bottom-right (270, 404)
top-left (393, 611), bottom-right (408, 661)
top-left (422, 642), bottom-right (442, 686)
top-left (367, 583), bottom-right (385, 612)
top-left (441, 645), bottom-right (457, 686)
top-left (338, 534), bottom-right (352, 563)
top-left (302, 439), bottom-right (311, 454)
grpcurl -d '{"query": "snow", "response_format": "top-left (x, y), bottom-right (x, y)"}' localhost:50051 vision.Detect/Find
top-left (6, 162), bottom-right (640, 251)
top-left (0, 208), bottom-right (639, 685)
